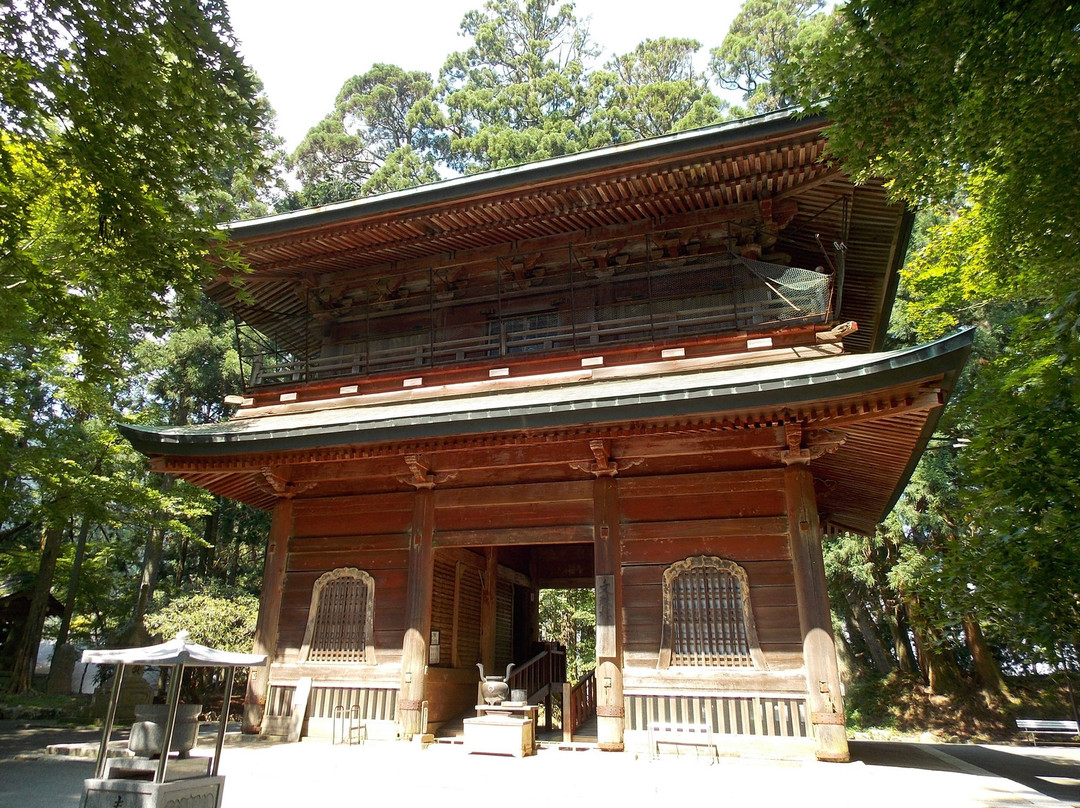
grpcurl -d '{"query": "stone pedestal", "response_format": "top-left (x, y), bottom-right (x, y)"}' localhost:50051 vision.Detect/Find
top-left (81, 775), bottom-right (224, 808)
top-left (464, 708), bottom-right (537, 758)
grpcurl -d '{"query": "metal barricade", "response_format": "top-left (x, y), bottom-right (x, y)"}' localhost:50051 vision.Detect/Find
top-left (332, 704), bottom-right (365, 745)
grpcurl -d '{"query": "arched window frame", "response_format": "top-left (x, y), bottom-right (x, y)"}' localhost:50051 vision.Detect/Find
top-left (658, 555), bottom-right (767, 670)
top-left (300, 567), bottom-right (376, 664)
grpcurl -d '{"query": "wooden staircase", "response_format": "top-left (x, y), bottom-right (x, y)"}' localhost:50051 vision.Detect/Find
top-left (506, 645), bottom-right (565, 708)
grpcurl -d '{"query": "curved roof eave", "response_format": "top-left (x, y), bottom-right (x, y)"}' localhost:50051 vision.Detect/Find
top-left (223, 108), bottom-right (828, 240)
top-left (121, 328), bottom-right (974, 458)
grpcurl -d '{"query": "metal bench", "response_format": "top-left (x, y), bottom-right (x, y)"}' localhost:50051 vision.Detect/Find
top-left (1016, 718), bottom-right (1079, 745)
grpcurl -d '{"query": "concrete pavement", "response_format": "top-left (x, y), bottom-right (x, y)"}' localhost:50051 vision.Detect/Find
top-left (205, 739), bottom-right (1076, 808)
top-left (3, 721), bottom-right (1079, 808)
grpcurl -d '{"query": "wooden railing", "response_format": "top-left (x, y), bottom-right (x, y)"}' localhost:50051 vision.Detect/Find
top-left (243, 259), bottom-right (831, 389)
top-left (247, 297), bottom-right (822, 388)
top-left (562, 668), bottom-right (597, 742)
top-left (506, 646), bottom-right (566, 702)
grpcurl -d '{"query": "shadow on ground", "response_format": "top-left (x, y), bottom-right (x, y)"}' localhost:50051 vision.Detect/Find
top-left (852, 739), bottom-right (1080, 805)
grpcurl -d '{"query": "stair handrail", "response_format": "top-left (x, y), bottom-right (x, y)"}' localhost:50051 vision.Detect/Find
top-left (570, 668), bottom-right (596, 732)
top-left (561, 667), bottom-right (596, 741)
top-left (506, 644), bottom-right (566, 701)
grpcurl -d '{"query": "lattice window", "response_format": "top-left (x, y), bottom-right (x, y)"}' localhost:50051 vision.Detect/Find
top-left (659, 556), bottom-right (766, 669)
top-left (300, 568), bottom-right (375, 664)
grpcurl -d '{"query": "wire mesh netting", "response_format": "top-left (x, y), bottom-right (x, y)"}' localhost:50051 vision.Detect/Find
top-left (736, 257), bottom-right (830, 321)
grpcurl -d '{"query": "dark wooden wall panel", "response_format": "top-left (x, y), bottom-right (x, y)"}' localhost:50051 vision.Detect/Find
top-left (622, 534), bottom-right (790, 564)
top-left (277, 546), bottom-right (408, 665)
top-left (430, 557), bottom-right (457, 667)
top-left (456, 564), bottom-right (483, 666)
top-left (293, 493), bottom-right (412, 539)
top-left (287, 534), bottom-right (408, 554)
top-left (294, 493), bottom-right (415, 518)
top-left (619, 471), bottom-right (800, 671)
top-left (434, 481), bottom-right (593, 535)
top-left (618, 470), bottom-right (786, 500)
top-left (434, 501), bottom-right (593, 531)
top-left (495, 581), bottom-right (514, 670)
top-left (425, 668), bottom-right (480, 724)
top-left (434, 481), bottom-right (593, 509)
top-left (428, 550), bottom-right (485, 669)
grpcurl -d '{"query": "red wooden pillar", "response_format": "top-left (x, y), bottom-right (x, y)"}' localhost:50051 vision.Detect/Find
top-left (243, 497), bottom-right (293, 733)
top-left (593, 468), bottom-right (624, 751)
top-left (784, 460), bottom-right (849, 762)
top-left (399, 484), bottom-right (435, 738)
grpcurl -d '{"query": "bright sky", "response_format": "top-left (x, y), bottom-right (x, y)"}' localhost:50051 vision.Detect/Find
top-left (225, 0), bottom-right (746, 153)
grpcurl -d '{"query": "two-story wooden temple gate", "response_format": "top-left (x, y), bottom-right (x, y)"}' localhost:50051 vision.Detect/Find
top-left (122, 109), bottom-right (972, 762)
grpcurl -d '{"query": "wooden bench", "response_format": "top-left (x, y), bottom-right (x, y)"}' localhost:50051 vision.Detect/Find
top-left (648, 717), bottom-right (717, 761)
top-left (1016, 719), bottom-right (1079, 745)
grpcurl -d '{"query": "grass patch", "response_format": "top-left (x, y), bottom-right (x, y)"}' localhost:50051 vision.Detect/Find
top-left (0, 692), bottom-right (94, 722)
top-left (844, 671), bottom-right (1080, 742)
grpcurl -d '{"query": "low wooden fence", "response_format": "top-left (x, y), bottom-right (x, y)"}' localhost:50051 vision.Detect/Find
top-left (624, 691), bottom-right (811, 738)
top-left (263, 682), bottom-right (399, 739)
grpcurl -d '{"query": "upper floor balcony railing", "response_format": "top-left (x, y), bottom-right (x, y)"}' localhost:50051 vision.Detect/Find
top-left (238, 245), bottom-right (833, 391)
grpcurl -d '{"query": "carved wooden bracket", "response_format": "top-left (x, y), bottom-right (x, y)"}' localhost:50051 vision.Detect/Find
top-left (256, 467), bottom-right (317, 499)
top-left (433, 267), bottom-right (465, 300)
top-left (398, 454), bottom-right (456, 490)
top-left (373, 276), bottom-right (406, 306)
top-left (586, 239), bottom-right (628, 267)
top-left (752, 422), bottom-right (848, 466)
top-left (759, 197), bottom-right (799, 236)
top-left (505, 252), bottom-right (543, 286)
top-left (569, 439), bottom-right (643, 477)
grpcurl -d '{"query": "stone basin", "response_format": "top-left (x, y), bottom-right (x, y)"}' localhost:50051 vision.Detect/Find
top-left (128, 703), bottom-right (202, 758)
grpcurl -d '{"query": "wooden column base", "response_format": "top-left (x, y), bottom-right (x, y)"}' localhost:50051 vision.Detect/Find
top-left (814, 744), bottom-right (851, 763)
top-left (398, 704), bottom-right (424, 737)
top-left (595, 660), bottom-right (624, 751)
top-left (240, 692), bottom-right (264, 734)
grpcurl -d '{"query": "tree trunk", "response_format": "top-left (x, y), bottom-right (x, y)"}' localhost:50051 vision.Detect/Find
top-left (7, 522), bottom-right (65, 693)
top-left (226, 517), bottom-right (239, 586)
top-left (173, 533), bottom-right (189, 587)
top-left (835, 599), bottom-right (875, 680)
top-left (832, 611), bottom-right (860, 681)
top-left (197, 501), bottom-right (220, 580)
top-left (847, 592), bottom-right (895, 675)
top-left (906, 600), bottom-right (964, 694)
top-left (884, 601), bottom-right (919, 675)
top-left (963, 615), bottom-right (1010, 700)
top-left (131, 477), bottom-right (175, 633)
top-left (55, 515), bottom-right (91, 648)
top-left (918, 634), bottom-right (965, 694)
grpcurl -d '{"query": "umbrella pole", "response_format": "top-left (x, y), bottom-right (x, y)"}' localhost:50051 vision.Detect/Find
top-left (94, 662), bottom-right (126, 779)
top-left (211, 667), bottom-right (235, 776)
top-left (155, 663), bottom-right (185, 784)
